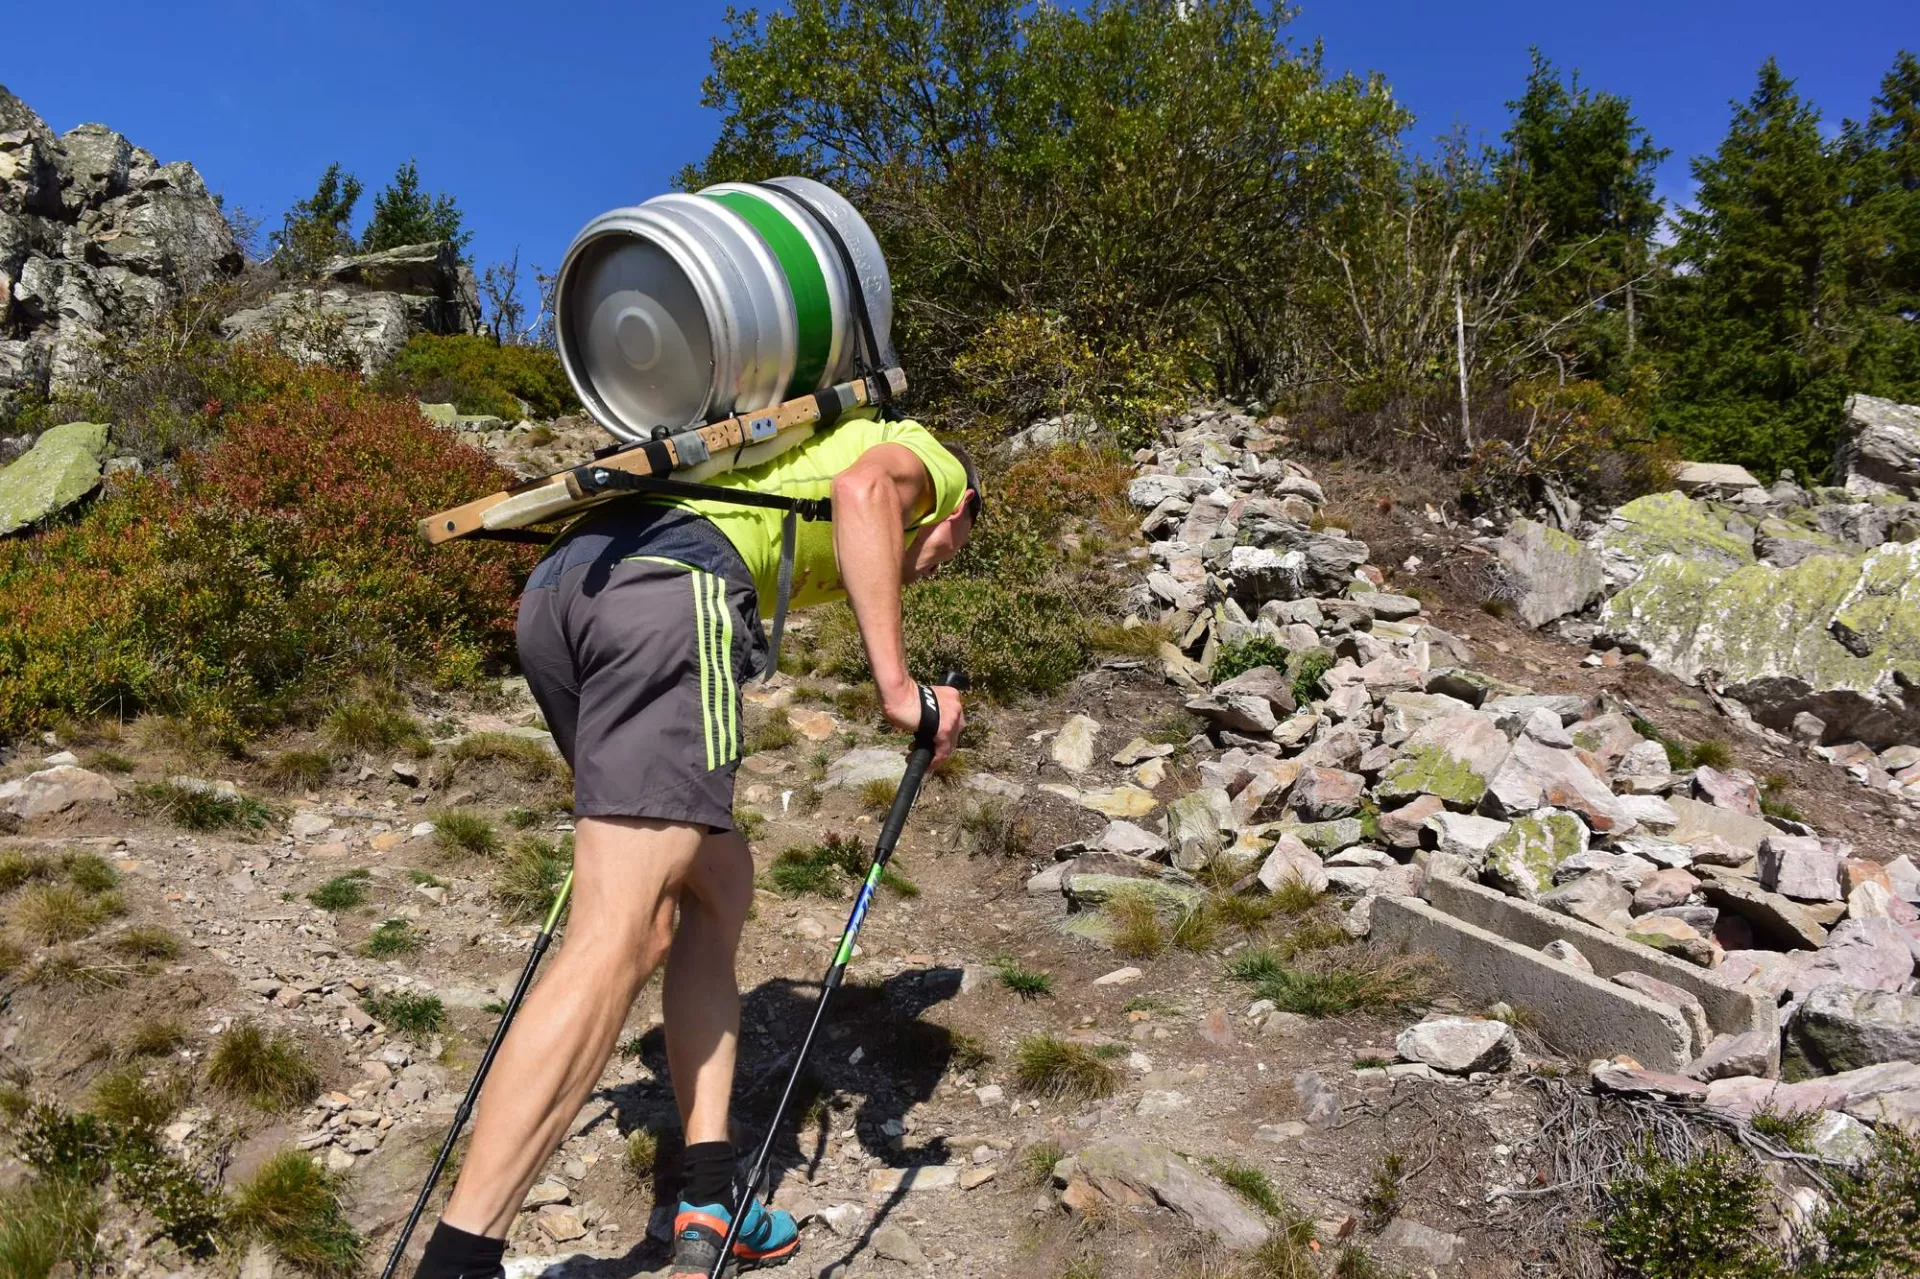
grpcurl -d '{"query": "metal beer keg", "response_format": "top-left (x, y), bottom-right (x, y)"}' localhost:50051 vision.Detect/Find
top-left (554, 177), bottom-right (895, 444)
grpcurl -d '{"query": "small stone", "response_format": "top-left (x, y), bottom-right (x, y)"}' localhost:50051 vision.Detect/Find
top-left (1093, 966), bottom-right (1143, 987)
top-left (1632, 868), bottom-right (1700, 914)
top-left (536, 1206), bottom-right (587, 1243)
top-left (526, 1178), bottom-right (570, 1207)
top-left (1051, 715), bottom-right (1102, 774)
top-left (1395, 1017), bottom-right (1514, 1074)
top-left (1293, 1069), bottom-right (1342, 1129)
top-left (1136, 1090), bottom-right (1191, 1117)
top-left (872, 1223), bottom-right (927, 1266)
top-left (1758, 835), bottom-right (1842, 902)
top-left (1541, 939), bottom-right (1593, 972)
top-left (866, 1165), bottom-right (959, 1194)
top-left (973, 1085), bottom-right (1005, 1107)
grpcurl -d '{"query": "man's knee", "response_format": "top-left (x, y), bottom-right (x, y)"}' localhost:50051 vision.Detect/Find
top-left (685, 832), bottom-right (755, 931)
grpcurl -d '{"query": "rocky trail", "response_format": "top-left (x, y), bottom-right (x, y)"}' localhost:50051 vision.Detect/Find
top-left (5, 403), bottom-right (1920, 1279)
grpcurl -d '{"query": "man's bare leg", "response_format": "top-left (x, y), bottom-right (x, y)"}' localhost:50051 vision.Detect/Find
top-left (663, 830), bottom-right (755, 1147)
top-left (439, 817), bottom-right (702, 1238)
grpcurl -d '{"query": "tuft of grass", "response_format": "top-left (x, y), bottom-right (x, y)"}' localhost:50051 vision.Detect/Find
top-left (362, 919), bottom-right (422, 957)
top-left (1352, 1054), bottom-right (1393, 1070)
top-left (0, 850), bottom-right (55, 894)
top-left (1688, 739), bottom-right (1733, 770)
top-left (91, 1063), bottom-right (188, 1131)
top-left (306, 870), bottom-right (371, 912)
top-left (136, 781), bottom-right (273, 831)
top-left (764, 832), bottom-right (910, 898)
top-left (1361, 1151), bottom-right (1405, 1228)
top-left (1203, 1157), bottom-right (1284, 1216)
top-left (227, 1149), bottom-right (365, 1278)
top-left (732, 807), bottom-right (767, 841)
top-left (85, 749), bottom-right (137, 774)
top-left (405, 868), bottom-right (447, 887)
top-left (431, 809), bottom-right (501, 857)
top-left (1749, 1103), bottom-right (1821, 1153)
top-left (266, 749), bottom-right (334, 791)
top-left (13, 884), bottom-right (120, 945)
top-left (447, 731), bottom-right (563, 780)
top-left (0, 1180), bottom-right (102, 1278)
top-left (62, 854), bottom-right (118, 893)
top-left (206, 1022), bottom-right (322, 1111)
top-left (362, 991), bottom-right (446, 1039)
top-left (109, 925), bottom-right (181, 964)
top-left (1012, 1033), bottom-right (1117, 1101)
top-left (1279, 914), bottom-right (1353, 958)
top-left (1020, 1140), bottom-right (1066, 1186)
top-left (1088, 618), bottom-right (1175, 657)
top-left (123, 1016), bottom-right (188, 1059)
top-left (1170, 903), bottom-right (1218, 953)
top-left (1227, 945), bottom-right (1437, 1018)
top-left (1207, 890), bottom-right (1282, 934)
top-left (1330, 1245), bottom-right (1394, 1278)
top-left (744, 710), bottom-right (799, 755)
top-left (624, 1129), bottom-right (658, 1186)
top-left (830, 684), bottom-right (881, 721)
top-left (324, 700), bottom-right (427, 755)
top-left (1479, 598), bottom-right (1513, 619)
top-left (948, 1031), bottom-right (992, 1072)
top-left (960, 799), bottom-right (1033, 858)
top-left (491, 836), bottom-right (573, 922)
top-left (857, 777), bottom-right (899, 811)
top-left (992, 957), bottom-right (1054, 999)
top-left (1105, 888), bottom-right (1166, 960)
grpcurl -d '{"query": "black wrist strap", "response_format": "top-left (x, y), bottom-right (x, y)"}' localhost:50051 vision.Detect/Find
top-left (913, 684), bottom-right (940, 751)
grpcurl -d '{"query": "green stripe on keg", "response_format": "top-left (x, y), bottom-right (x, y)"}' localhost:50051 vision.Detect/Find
top-left (704, 190), bottom-right (832, 399)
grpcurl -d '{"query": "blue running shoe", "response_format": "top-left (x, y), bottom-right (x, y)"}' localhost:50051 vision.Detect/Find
top-left (669, 1195), bottom-right (799, 1277)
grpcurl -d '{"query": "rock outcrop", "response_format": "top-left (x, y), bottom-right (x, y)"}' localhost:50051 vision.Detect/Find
top-left (1836, 393), bottom-right (1920, 500)
top-left (1, 84), bottom-right (240, 411)
top-left (221, 240), bottom-right (480, 375)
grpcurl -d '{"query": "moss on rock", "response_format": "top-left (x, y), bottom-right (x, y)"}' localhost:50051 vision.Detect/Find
top-left (1483, 810), bottom-right (1589, 900)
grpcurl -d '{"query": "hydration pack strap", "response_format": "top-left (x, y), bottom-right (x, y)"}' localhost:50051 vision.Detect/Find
top-left (572, 465), bottom-right (831, 679)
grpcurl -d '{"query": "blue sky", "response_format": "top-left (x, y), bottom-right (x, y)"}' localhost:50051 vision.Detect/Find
top-left (6, 0), bottom-right (1913, 304)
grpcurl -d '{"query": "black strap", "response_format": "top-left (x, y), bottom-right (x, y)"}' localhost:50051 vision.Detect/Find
top-left (754, 182), bottom-right (893, 413)
top-left (464, 528), bottom-right (557, 545)
top-left (913, 683), bottom-right (940, 752)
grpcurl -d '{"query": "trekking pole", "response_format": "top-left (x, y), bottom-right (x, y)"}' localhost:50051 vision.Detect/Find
top-left (709, 670), bottom-right (967, 1279)
top-left (378, 869), bottom-right (576, 1279)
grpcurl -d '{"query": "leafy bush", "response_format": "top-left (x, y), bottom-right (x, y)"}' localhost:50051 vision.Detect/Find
top-left (1601, 1144), bottom-right (1785, 1279)
top-left (0, 358), bottom-right (536, 743)
top-left (377, 333), bottom-right (576, 421)
top-left (1212, 636), bottom-right (1291, 684)
top-left (1464, 379), bottom-right (1678, 513)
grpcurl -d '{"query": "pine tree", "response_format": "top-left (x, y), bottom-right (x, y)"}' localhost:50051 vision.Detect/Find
top-left (1502, 52), bottom-right (1665, 385)
top-left (1656, 59), bottom-right (1850, 480)
top-left (273, 162), bottom-right (362, 278)
top-left (1841, 51), bottom-right (1920, 403)
top-left (360, 159), bottom-right (471, 256)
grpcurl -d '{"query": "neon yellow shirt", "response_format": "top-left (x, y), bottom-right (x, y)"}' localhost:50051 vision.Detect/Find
top-left (647, 408), bottom-right (967, 613)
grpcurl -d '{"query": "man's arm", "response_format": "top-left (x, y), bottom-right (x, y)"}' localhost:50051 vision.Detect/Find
top-left (830, 443), bottom-right (964, 760)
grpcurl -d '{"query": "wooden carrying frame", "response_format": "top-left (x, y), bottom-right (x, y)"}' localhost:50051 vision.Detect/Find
top-left (418, 367), bottom-right (906, 545)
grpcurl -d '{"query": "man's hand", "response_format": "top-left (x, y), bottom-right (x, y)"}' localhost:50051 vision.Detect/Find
top-left (882, 680), bottom-right (964, 765)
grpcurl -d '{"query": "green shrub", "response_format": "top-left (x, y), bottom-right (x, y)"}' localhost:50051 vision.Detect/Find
top-left (1601, 1144), bottom-right (1785, 1279)
top-left (0, 357), bottom-right (536, 744)
top-left (266, 749), bottom-right (334, 791)
top-left (108, 1139), bottom-right (225, 1255)
top-left (206, 1022), bottom-right (321, 1111)
top-left (14, 1102), bottom-right (114, 1183)
top-left (324, 701), bottom-right (428, 754)
top-left (226, 1149), bottom-right (364, 1277)
top-left (1289, 650), bottom-right (1336, 705)
top-left (377, 333), bottom-right (577, 420)
top-left (1212, 636), bottom-right (1290, 684)
top-left (992, 957), bottom-right (1053, 999)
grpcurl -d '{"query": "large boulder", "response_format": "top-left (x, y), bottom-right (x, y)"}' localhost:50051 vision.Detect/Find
top-left (1492, 519), bottom-right (1605, 626)
top-left (1590, 490), bottom-right (1754, 588)
top-left (1835, 393), bottom-right (1920, 499)
top-left (1793, 984), bottom-right (1920, 1073)
top-left (1599, 542), bottom-right (1920, 749)
top-left (0, 420), bottom-right (109, 534)
top-left (1065, 1137), bottom-right (1270, 1250)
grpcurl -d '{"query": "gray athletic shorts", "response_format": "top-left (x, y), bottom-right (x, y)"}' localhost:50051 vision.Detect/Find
top-left (516, 505), bottom-right (767, 831)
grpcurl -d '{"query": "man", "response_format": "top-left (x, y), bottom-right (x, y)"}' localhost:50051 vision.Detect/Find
top-left (411, 405), bottom-right (978, 1279)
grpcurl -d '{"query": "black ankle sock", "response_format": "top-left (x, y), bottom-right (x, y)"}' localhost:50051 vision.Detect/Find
top-left (682, 1140), bottom-right (736, 1206)
top-left (413, 1220), bottom-right (507, 1279)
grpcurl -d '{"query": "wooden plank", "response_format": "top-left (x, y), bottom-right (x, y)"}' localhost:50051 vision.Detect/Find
top-left (417, 369), bottom-right (905, 545)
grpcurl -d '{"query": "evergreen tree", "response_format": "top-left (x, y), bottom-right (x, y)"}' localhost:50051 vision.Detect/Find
top-left (1656, 59), bottom-right (1850, 480)
top-left (1502, 52), bottom-right (1666, 385)
top-left (272, 162), bottom-right (362, 277)
top-left (360, 159), bottom-right (471, 256)
top-left (1840, 51), bottom-right (1920, 403)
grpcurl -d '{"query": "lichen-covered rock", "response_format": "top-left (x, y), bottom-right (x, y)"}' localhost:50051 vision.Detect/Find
top-left (1793, 984), bottom-right (1920, 1073)
top-left (1374, 712), bottom-right (1509, 810)
top-left (1599, 542), bottom-right (1920, 749)
top-left (1166, 787), bottom-right (1234, 870)
top-left (1591, 490), bottom-right (1754, 588)
top-left (1627, 915), bottom-right (1712, 966)
top-left (0, 420), bottom-right (109, 535)
top-left (1835, 393), bottom-right (1920, 499)
top-left (1493, 519), bottom-right (1605, 626)
top-left (1482, 809), bottom-right (1589, 900)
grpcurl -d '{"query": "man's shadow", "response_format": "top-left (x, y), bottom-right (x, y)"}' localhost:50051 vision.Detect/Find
top-left (589, 964), bottom-right (967, 1273)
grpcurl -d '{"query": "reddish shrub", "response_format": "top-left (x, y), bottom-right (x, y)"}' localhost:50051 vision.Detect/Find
top-left (0, 359), bottom-right (534, 741)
